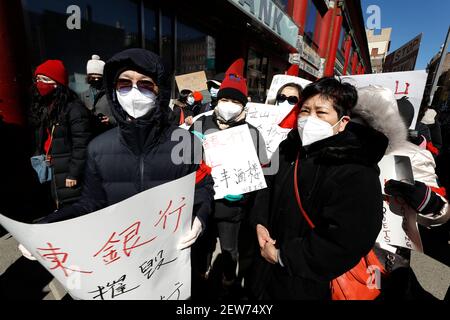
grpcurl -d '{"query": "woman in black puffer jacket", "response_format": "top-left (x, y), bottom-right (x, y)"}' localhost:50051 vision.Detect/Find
top-left (29, 60), bottom-right (91, 209)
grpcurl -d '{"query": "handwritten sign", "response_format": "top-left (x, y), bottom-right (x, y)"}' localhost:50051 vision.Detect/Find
top-left (376, 156), bottom-right (423, 252)
top-left (246, 102), bottom-right (292, 159)
top-left (203, 125), bottom-right (267, 200)
top-left (340, 71), bottom-right (427, 129)
top-left (175, 71), bottom-right (208, 93)
top-left (0, 173), bottom-right (196, 300)
top-left (265, 74), bottom-right (311, 105)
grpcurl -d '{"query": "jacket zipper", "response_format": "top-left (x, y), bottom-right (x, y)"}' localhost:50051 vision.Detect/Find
top-left (140, 154), bottom-right (145, 192)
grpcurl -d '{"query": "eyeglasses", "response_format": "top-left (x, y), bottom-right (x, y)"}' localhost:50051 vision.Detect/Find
top-left (116, 78), bottom-right (156, 97)
top-left (276, 94), bottom-right (299, 105)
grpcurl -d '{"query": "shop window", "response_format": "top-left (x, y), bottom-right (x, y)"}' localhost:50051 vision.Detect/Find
top-left (339, 29), bottom-right (346, 53)
top-left (22, 0), bottom-right (140, 93)
top-left (161, 12), bottom-right (174, 75)
top-left (144, 4), bottom-right (157, 52)
top-left (304, 0), bottom-right (319, 48)
top-left (176, 20), bottom-right (215, 79)
top-left (247, 49), bottom-right (268, 103)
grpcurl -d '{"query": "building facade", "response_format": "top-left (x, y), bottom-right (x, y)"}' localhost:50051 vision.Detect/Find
top-left (0, 0), bottom-right (371, 125)
top-left (366, 28), bottom-right (392, 73)
top-left (426, 52), bottom-right (450, 108)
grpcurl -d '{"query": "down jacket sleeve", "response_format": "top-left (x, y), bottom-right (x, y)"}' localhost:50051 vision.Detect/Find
top-left (280, 166), bottom-right (383, 282)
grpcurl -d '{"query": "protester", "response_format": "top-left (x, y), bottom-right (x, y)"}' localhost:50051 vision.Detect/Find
top-left (28, 49), bottom-right (215, 255)
top-left (202, 73), bottom-right (225, 112)
top-left (172, 89), bottom-right (194, 125)
top-left (353, 86), bottom-right (449, 299)
top-left (80, 54), bottom-right (116, 135)
top-left (28, 59), bottom-right (91, 209)
top-left (189, 59), bottom-right (268, 291)
top-left (248, 77), bottom-right (388, 300)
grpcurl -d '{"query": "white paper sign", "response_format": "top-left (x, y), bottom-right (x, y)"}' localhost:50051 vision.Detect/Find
top-left (179, 110), bottom-right (214, 130)
top-left (377, 156), bottom-right (423, 252)
top-left (265, 74), bottom-right (311, 105)
top-left (340, 71), bottom-right (428, 129)
top-left (203, 125), bottom-right (267, 200)
top-left (0, 173), bottom-right (196, 300)
top-left (246, 102), bottom-right (292, 159)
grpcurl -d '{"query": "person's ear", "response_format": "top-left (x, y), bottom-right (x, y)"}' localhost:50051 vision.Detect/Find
top-left (338, 116), bottom-right (351, 133)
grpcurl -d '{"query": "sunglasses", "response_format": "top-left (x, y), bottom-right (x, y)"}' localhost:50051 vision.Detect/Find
top-left (276, 94), bottom-right (299, 105)
top-left (116, 78), bottom-right (156, 97)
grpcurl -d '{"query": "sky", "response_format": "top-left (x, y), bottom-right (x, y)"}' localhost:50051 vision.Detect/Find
top-left (361, 0), bottom-right (450, 70)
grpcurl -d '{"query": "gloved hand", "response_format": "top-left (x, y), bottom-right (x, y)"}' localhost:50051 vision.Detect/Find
top-left (384, 180), bottom-right (444, 214)
top-left (224, 194), bottom-right (244, 202)
top-left (18, 244), bottom-right (37, 261)
top-left (177, 217), bottom-right (203, 250)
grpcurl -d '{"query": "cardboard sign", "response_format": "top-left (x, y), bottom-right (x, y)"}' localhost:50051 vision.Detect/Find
top-left (341, 71), bottom-right (428, 129)
top-left (0, 173), bottom-right (196, 300)
top-left (175, 71), bottom-right (208, 93)
top-left (203, 125), bottom-right (267, 199)
top-left (377, 156), bottom-right (423, 252)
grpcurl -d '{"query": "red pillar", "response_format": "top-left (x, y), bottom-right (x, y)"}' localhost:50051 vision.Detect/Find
top-left (288, 0), bottom-right (308, 34)
top-left (351, 52), bottom-right (358, 75)
top-left (318, 9), bottom-right (333, 58)
top-left (0, 0), bottom-right (30, 126)
top-left (342, 37), bottom-right (352, 75)
top-left (324, 10), bottom-right (343, 77)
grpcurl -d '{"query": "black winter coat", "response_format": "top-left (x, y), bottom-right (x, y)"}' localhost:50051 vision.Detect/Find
top-left (249, 122), bottom-right (388, 300)
top-left (42, 49), bottom-right (214, 226)
top-left (33, 99), bottom-right (91, 206)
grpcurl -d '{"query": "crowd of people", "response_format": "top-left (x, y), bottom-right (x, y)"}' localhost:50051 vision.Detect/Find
top-left (0, 47), bottom-right (449, 301)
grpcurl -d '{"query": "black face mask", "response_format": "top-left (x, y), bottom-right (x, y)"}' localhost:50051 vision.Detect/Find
top-left (88, 78), bottom-right (103, 90)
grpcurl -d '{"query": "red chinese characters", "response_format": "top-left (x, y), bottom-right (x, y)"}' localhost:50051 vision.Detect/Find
top-left (37, 242), bottom-right (93, 277)
top-left (93, 221), bottom-right (157, 265)
top-left (154, 197), bottom-right (186, 234)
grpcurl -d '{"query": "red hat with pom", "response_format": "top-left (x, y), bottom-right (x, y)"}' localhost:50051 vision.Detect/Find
top-left (217, 58), bottom-right (248, 106)
top-left (34, 60), bottom-right (68, 86)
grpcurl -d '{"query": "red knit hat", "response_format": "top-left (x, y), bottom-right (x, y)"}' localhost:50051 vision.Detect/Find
top-left (286, 64), bottom-right (299, 76)
top-left (193, 91), bottom-right (203, 103)
top-left (34, 60), bottom-right (68, 86)
top-left (217, 58), bottom-right (248, 106)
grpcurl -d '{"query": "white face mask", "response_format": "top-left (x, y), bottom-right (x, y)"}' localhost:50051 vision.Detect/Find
top-left (210, 87), bottom-right (219, 98)
top-left (297, 116), bottom-right (343, 146)
top-left (116, 87), bottom-right (157, 119)
top-left (216, 101), bottom-right (243, 122)
top-left (187, 96), bottom-right (195, 106)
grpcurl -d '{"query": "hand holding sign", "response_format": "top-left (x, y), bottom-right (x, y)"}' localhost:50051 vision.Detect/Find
top-left (177, 217), bottom-right (202, 250)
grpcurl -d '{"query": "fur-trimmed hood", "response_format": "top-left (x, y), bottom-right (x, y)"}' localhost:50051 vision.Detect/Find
top-left (351, 86), bottom-right (408, 154)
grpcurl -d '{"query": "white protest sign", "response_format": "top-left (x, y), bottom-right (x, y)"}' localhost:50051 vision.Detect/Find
top-left (246, 102), bottom-right (292, 159)
top-left (265, 74), bottom-right (311, 105)
top-left (0, 173), bottom-right (196, 300)
top-left (340, 71), bottom-right (428, 129)
top-left (377, 156), bottom-right (423, 252)
top-left (175, 71), bottom-right (208, 93)
top-left (179, 110), bottom-right (214, 130)
top-left (203, 125), bottom-right (267, 200)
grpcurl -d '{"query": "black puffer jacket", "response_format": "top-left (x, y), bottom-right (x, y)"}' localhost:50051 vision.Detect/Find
top-left (42, 49), bottom-right (214, 226)
top-left (249, 122), bottom-right (388, 300)
top-left (33, 99), bottom-right (91, 206)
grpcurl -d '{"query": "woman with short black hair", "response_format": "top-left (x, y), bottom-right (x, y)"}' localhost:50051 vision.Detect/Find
top-left (249, 77), bottom-right (388, 300)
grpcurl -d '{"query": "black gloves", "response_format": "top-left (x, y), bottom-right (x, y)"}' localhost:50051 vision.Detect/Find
top-left (384, 180), bottom-right (444, 214)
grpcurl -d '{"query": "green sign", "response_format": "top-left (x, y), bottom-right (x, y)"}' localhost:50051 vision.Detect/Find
top-left (228, 0), bottom-right (299, 48)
